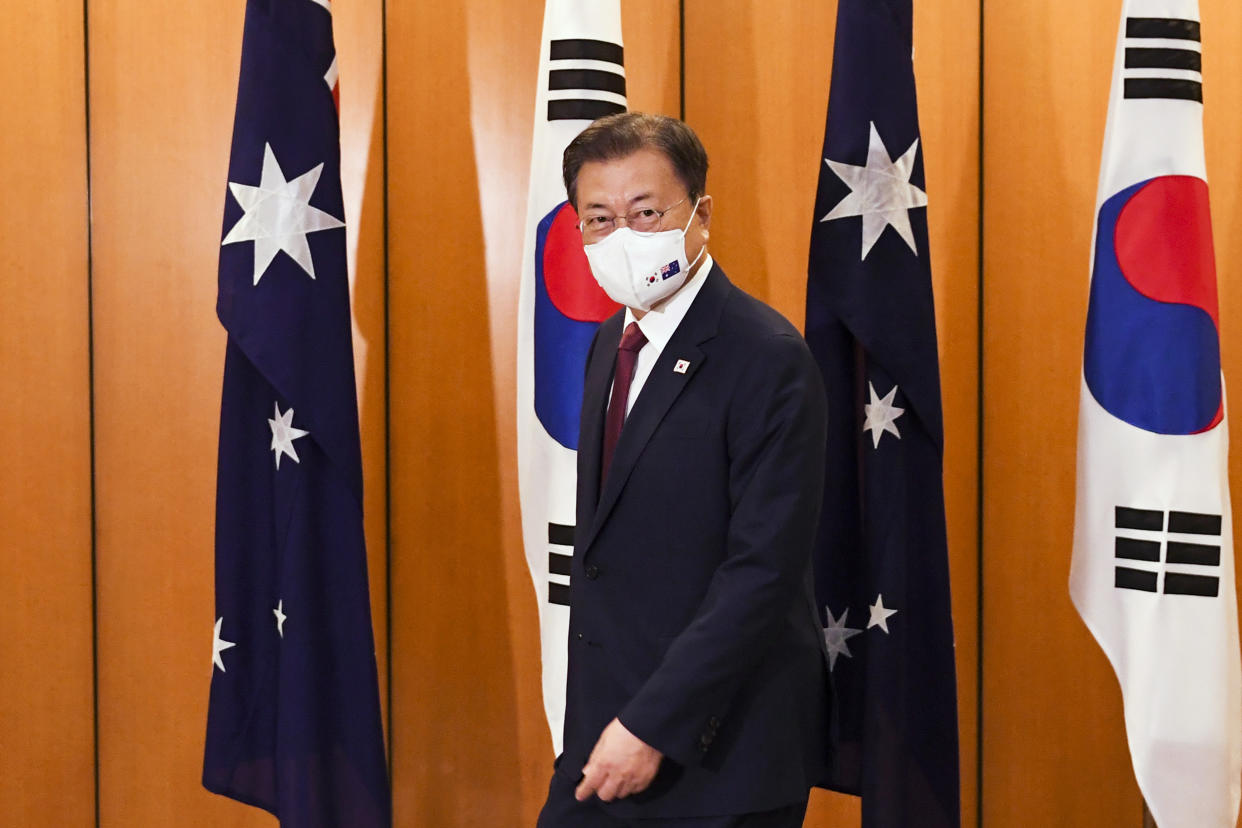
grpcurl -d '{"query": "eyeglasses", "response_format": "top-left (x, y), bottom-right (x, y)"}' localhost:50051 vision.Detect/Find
top-left (577, 197), bottom-right (689, 242)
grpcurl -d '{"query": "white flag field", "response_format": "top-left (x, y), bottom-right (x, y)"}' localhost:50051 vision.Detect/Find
top-left (516, 0), bottom-right (626, 753)
top-left (1071, 1), bottom-right (1241, 826)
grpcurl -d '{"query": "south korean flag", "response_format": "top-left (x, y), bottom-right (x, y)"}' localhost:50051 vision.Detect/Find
top-left (1071, 2), bottom-right (1242, 826)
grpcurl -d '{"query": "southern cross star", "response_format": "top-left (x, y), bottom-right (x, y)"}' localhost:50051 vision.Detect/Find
top-left (269, 402), bottom-right (310, 470)
top-left (222, 142), bottom-right (345, 285)
top-left (823, 605), bottom-right (863, 671)
top-left (863, 382), bottom-right (904, 449)
top-left (868, 594), bottom-right (898, 633)
top-left (274, 599), bottom-right (288, 638)
top-left (821, 121), bottom-right (927, 260)
top-left (212, 617), bottom-right (236, 673)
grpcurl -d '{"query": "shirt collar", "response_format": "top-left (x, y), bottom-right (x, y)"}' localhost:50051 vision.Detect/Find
top-left (624, 253), bottom-right (714, 352)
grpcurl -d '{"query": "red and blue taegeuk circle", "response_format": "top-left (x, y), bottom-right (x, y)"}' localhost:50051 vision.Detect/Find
top-left (1084, 175), bottom-right (1222, 434)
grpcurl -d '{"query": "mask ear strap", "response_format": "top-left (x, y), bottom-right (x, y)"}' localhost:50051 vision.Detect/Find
top-left (687, 238), bottom-right (706, 273)
top-left (681, 196), bottom-right (703, 234)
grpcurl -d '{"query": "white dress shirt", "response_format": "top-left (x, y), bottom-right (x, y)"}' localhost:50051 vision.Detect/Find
top-left (617, 253), bottom-right (714, 417)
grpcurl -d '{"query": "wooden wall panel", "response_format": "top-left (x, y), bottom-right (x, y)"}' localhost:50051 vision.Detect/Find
top-left (386, 5), bottom-right (530, 823)
top-left (88, 0), bottom-right (386, 824)
top-left (980, 4), bottom-right (1125, 823)
top-left (624, 1), bottom-right (684, 117)
top-left (88, 1), bottom-right (259, 822)
top-left (982, 1), bottom-right (1242, 825)
top-left (684, 2), bottom-right (981, 825)
top-left (0, 3), bottom-right (95, 825)
top-left (336, 0), bottom-right (390, 753)
top-left (386, 2), bottom-right (680, 824)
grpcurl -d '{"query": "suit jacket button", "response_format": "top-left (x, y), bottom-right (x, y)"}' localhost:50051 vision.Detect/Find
top-left (575, 633), bottom-right (584, 640)
top-left (585, 564), bottom-right (600, 580)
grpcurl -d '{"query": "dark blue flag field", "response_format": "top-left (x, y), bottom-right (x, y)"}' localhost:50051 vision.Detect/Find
top-left (805, 1), bottom-right (960, 825)
top-left (203, 2), bottom-right (390, 825)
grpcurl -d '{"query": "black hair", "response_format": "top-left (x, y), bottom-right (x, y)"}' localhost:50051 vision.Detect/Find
top-left (562, 112), bottom-right (709, 209)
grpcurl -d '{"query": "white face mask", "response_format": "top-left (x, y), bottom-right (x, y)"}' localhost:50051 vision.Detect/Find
top-left (583, 197), bottom-right (705, 312)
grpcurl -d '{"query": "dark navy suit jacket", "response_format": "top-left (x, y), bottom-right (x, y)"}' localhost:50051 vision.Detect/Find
top-left (558, 263), bottom-right (832, 819)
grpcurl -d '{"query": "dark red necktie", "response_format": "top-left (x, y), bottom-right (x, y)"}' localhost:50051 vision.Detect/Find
top-left (601, 321), bottom-right (647, 487)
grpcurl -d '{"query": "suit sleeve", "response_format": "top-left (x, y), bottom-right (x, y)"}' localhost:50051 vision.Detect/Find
top-left (616, 331), bottom-right (828, 765)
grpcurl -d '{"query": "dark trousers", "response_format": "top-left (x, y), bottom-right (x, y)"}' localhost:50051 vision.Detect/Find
top-left (536, 770), bottom-right (809, 828)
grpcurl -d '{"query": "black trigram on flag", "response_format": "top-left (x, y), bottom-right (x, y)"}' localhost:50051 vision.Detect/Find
top-left (547, 38), bottom-right (626, 122)
top-left (1114, 506), bottom-right (1222, 597)
top-left (1123, 17), bottom-right (1202, 102)
top-left (547, 522), bottom-right (573, 606)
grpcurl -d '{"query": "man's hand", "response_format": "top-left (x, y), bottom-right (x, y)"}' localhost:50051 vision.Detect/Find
top-left (574, 718), bottom-right (663, 802)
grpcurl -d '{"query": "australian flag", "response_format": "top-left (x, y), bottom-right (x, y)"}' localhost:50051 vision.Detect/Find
top-left (804, 1), bottom-right (960, 825)
top-left (203, 2), bottom-right (390, 826)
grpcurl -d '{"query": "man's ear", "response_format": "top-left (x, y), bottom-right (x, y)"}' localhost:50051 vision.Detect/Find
top-left (695, 194), bottom-right (713, 230)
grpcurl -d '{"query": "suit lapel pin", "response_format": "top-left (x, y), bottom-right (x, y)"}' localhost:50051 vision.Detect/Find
top-left (674, 359), bottom-right (690, 374)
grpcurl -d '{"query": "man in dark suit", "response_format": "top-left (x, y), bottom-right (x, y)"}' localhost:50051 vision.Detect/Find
top-left (537, 113), bottom-right (831, 827)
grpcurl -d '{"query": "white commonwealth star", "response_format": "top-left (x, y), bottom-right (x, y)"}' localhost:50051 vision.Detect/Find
top-left (868, 594), bottom-right (899, 633)
top-left (221, 142), bottom-right (345, 285)
top-left (821, 121), bottom-right (928, 260)
top-left (269, 402), bottom-right (310, 470)
top-left (823, 605), bottom-right (863, 671)
top-left (212, 617), bottom-right (236, 672)
top-left (863, 382), bottom-right (904, 448)
top-left (274, 599), bottom-right (287, 638)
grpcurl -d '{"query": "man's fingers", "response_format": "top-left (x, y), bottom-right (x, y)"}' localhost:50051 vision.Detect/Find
top-left (578, 770), bottom-right (655, 803)
top-left (574, 719), bottom-right (663, 803)
top-left (625, 769), bottom-right (655, 798)
top-left (574, 765), bottom-right (600, 802)
top-left (595, 774), bottom-right (622, 802)
top-left (575, 766), bottom-right (635, 803)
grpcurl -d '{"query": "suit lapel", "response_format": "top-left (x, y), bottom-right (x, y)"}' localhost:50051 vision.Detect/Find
top-left (579, 264), bottom-right (734, 557)
top-left (578, 314), bottom-right (622, 526)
